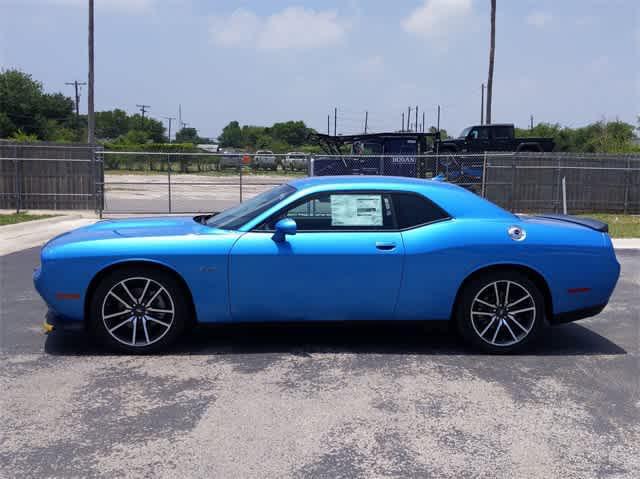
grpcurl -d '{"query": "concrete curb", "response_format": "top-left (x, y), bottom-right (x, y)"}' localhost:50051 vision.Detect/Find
top-left (612, 239), bottom-right (640, 250)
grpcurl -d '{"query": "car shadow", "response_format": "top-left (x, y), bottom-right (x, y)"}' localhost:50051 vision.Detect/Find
top-left (44, 320), bottom-right (626, 357)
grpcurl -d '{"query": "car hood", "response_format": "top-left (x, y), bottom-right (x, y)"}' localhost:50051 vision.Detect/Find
top-left (45, 216), bottom-right (227, 248)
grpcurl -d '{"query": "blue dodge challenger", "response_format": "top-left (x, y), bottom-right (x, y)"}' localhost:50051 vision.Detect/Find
top-left (35, 176), bottom-right (620, 353)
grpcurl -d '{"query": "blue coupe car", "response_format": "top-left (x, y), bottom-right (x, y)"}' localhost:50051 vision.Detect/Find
top-left (35, 176), bottom-right (620, 353)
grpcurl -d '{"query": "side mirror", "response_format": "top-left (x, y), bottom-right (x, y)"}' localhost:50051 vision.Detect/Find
top-left (272, 218), bottom-right (297, 243)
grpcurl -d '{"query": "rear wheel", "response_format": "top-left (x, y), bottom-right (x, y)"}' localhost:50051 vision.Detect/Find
top-left (90, 266), bottom-right (188, 353)
top-left (456, 271), bottom-right (546, 354)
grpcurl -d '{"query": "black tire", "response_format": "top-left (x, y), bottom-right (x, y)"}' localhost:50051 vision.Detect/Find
top-left (89, 266), bottom-right (189, 353)
top-left (456, 270), bottom-right (546, 354)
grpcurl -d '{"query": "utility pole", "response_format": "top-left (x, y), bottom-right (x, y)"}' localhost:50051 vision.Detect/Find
top-left (481, 83), bottom-right (485, 125)
top-left (178, 104), bottom-right (182, 131)
top-left (422, 111), bottom-right (425, 132)
top-left (87, 0), bottom-right (95, 145)
top-left (407, 107), bottom-right (412, 131)
top-left (415, 106), bottom-right (419, 135)
top-left (65, 80), bottom-right (87, 122)
top-left (530, 114), bottom-right (534, 130)
top-left (162, 116), bottom-right (176, 143)
top-left (327, 115), bottom-right (330, 135)
top-left (137, 104), bottom-right (150, 119)
top-left (364, 111), bottom-right (368, 134)
top-left (402, 112), bottom-right (405, 132)
top-left (334, 107), bottom-right (337, 136)
top-left (486, 0), bottom-right (496, 124)
top-left (437, 105), bottom-right (441, 131)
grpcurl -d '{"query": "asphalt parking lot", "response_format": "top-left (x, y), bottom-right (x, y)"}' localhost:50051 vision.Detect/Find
top-left (0, 247), bottom-right (638, 478)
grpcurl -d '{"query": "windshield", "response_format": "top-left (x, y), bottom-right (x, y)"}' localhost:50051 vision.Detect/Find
top-left (205, 184), bottom-right (296, 230)
top-left (458, 127), bottom-right (472, 138)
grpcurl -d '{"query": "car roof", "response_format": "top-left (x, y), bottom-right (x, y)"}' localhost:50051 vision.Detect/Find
top-left (287, 176), bottom-right (515, 220)
top-left (290, 175), bottom-right (454, 190)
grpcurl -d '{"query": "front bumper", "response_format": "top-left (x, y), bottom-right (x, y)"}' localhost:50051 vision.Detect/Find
top-left (43, 310), bottom-right (85, 333)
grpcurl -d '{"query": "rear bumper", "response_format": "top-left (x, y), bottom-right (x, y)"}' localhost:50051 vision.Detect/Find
top-left (43, 310), bottom-right (85, 333)
top-left (552, 303), bottom-right (607, 324)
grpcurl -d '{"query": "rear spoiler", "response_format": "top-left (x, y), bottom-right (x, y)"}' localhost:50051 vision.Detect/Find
top-left (535, 214), bottom-right (608, 233)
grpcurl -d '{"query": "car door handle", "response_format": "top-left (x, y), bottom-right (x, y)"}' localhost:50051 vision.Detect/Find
top-left (376, 242), bottom-right (396, 251)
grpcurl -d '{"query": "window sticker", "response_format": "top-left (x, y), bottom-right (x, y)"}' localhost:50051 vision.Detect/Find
top-left (330, 194), bottom-right (383, 226)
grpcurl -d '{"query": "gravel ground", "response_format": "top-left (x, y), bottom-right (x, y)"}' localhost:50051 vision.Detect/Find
top-left (0, 247), bottom-right (638, 478)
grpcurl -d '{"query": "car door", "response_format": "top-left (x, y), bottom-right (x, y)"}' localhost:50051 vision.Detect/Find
top-left (490, 125), bottom-right (514, 151)
top-left (466, 126), bottom-right (490, 152)
top-left (228, 191), bottom-right (405, 322)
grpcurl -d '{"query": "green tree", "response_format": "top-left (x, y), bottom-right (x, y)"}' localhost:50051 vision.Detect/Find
top-left (267, 121), bottom-right (311, 147)
top-left (95, 109), bottom-right (130, 139)
top-left (175, 127), bottom-right (201, 143)
top-left (218, 121), bottom-right (243, 147)
top-left (515, 120), bottom-right (637, 153)
top-left (241, 125), bottom-right (266, 149)
top-left (128, 114), bottom-right (166, 143)
top-left (0, 69), bottom-right (74, 139)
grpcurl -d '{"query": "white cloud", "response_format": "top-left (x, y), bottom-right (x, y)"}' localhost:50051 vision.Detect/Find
top-left (526, 11), bottom-right (553, 28)
top-left (209, 7), bottom-right (347, 50)
top-left (46, 0), bottom-right (155, 14)
top-left (402, 0), bottom-right (473, 38)
top-left (209, 9), bottom-right (260, 48)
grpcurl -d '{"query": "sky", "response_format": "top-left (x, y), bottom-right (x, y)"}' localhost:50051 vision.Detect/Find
top-left (1, 0), bottom-right (638, 140)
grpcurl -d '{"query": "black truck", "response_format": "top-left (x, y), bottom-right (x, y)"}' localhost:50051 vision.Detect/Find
top-left (437, 124), bottom-right (555, 153)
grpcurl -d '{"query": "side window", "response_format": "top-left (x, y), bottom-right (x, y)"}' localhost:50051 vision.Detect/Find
top-left (492, 126), bottom-right (512, 139)
top-left (264, 192), bottom-right (395, 231)
top-left (477, 127), bottom-right (490, 140)
top-left (391, 193), bottom-right (449, 229)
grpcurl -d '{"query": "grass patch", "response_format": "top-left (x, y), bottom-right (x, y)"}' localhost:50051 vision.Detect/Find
top-left (0, 213), bottom-right (56, 226)
top-left (579, 214), bottom-right (640, 238)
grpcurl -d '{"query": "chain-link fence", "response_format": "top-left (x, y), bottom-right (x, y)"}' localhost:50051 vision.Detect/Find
top-left (483, 152), bottom-right (640, 214)
top-left (101, 152), bottom-right (309, 215)
top-left (0, 143), bottom-right (103, 212)
top-left (1, 144), bottom-right (639, 215)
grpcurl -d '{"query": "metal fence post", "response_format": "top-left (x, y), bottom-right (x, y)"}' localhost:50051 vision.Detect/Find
top-left (98, 148), bottom-right (104, 219)
top-left (481, 152), bottom-right (488, 198)
top-left (623, 157), bottom-right (630, 214)
top-left (14, 158), bottom-right (20, 214)
top-left (552, 158), bottom-right (561, 213)
top-left (510, 158), bottom-right (516, 212)
top-left (239, 160), bottom-right (243, 203)
top-left (167, 154), bottom-right (172, 213)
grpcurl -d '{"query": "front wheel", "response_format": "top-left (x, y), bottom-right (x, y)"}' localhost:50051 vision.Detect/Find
top-left (89, 266), bottom-right (189, 353)
top-left (456, 271), bottom-right (546, 354)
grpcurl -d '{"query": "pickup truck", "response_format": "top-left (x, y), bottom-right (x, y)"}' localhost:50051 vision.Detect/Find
top-left (437, 124), bottom-right (554, 153)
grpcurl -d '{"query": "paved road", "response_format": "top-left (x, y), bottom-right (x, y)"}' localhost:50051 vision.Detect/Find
top-left (0, 247), bottom-right (638, 478)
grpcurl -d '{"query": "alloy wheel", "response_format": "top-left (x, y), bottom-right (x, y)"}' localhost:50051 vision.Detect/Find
top-left (470, 280), bottom-right (536, 347)
top-left (101, 276), bottom-right (175, 347)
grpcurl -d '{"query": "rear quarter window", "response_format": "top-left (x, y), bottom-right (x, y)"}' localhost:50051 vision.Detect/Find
top-left (392, 193), bottom-right (450, 229)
